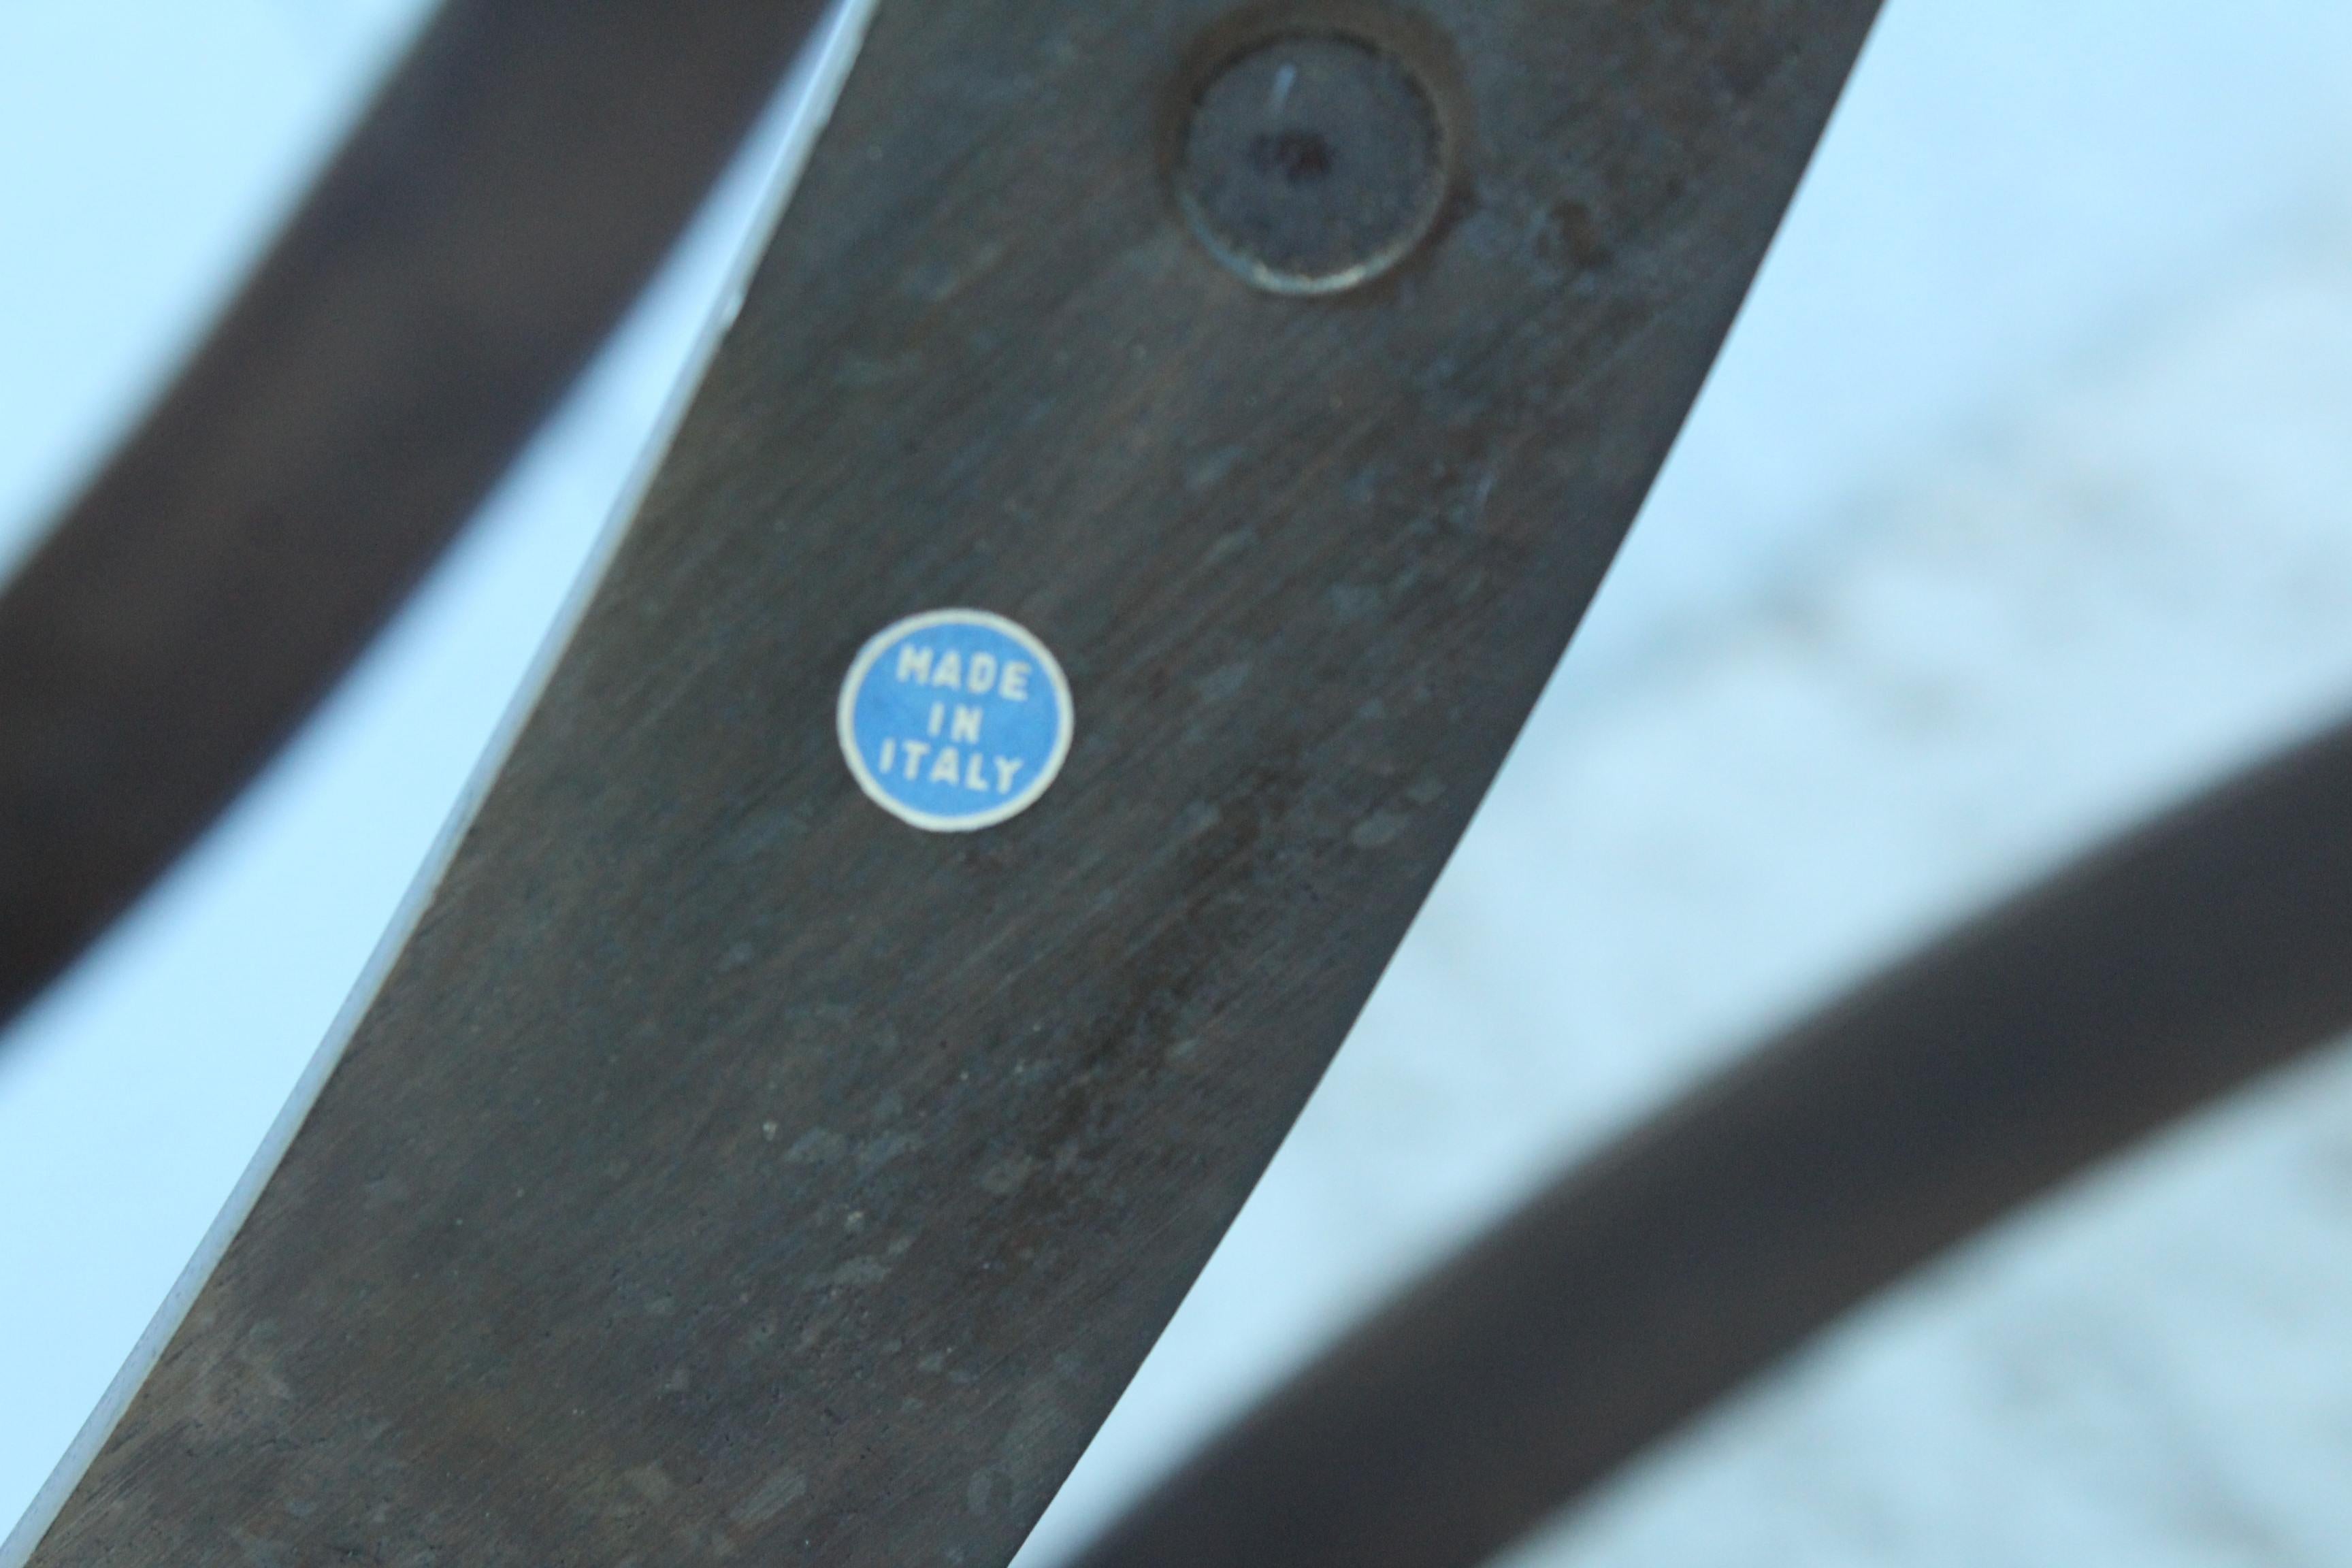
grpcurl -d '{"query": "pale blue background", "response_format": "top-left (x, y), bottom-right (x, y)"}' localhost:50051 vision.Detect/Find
top-left (4, 3), bottom-right (2351, 1561)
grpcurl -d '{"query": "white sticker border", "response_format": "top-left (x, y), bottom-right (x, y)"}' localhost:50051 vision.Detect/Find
top-left (835, 606), bottom-right (1075, 834)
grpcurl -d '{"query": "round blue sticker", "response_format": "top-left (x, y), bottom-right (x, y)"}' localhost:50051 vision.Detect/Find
top-left (836, 608), bottom-right (1073, 832)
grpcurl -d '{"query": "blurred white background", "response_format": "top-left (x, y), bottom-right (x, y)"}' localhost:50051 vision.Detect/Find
top-left (4, 2), bottom-right (2351, 1561)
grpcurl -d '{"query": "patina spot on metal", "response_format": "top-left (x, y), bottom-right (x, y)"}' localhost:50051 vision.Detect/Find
top-left (1176, 30), bottom-right (1448, 294)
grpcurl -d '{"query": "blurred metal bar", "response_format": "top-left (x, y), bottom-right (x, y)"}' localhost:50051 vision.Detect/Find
top-left (1071, 710), bottom-right (2352, 1568)
top-left (16, 0), bottom-right (1876, 1561)
top-left (0, 0), bottom-right (831, 1030)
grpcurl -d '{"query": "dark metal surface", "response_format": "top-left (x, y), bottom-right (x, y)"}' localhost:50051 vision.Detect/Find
top-left (0, 0), bottom-right (829, 1030)
top-left (1072, 712), bottom-right (2352, 1568)
top-left (24, 0), bottom-right (1875, 1561)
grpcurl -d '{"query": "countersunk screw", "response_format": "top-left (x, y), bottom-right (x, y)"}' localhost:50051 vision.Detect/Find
top-left (1177, 32), bottom-right (1448, 295)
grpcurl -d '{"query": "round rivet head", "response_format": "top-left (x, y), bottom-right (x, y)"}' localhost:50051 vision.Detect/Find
top-left (1177, 33), bottom-right (1448, 295)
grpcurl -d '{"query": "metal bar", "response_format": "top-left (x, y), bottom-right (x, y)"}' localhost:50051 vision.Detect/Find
top-left (0, 0), bottom-right (831, 1030)
top-left (18, 0), bottom-right (1875, 1562)
top-left (1069, 710), bottom-right (2352, 1568)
